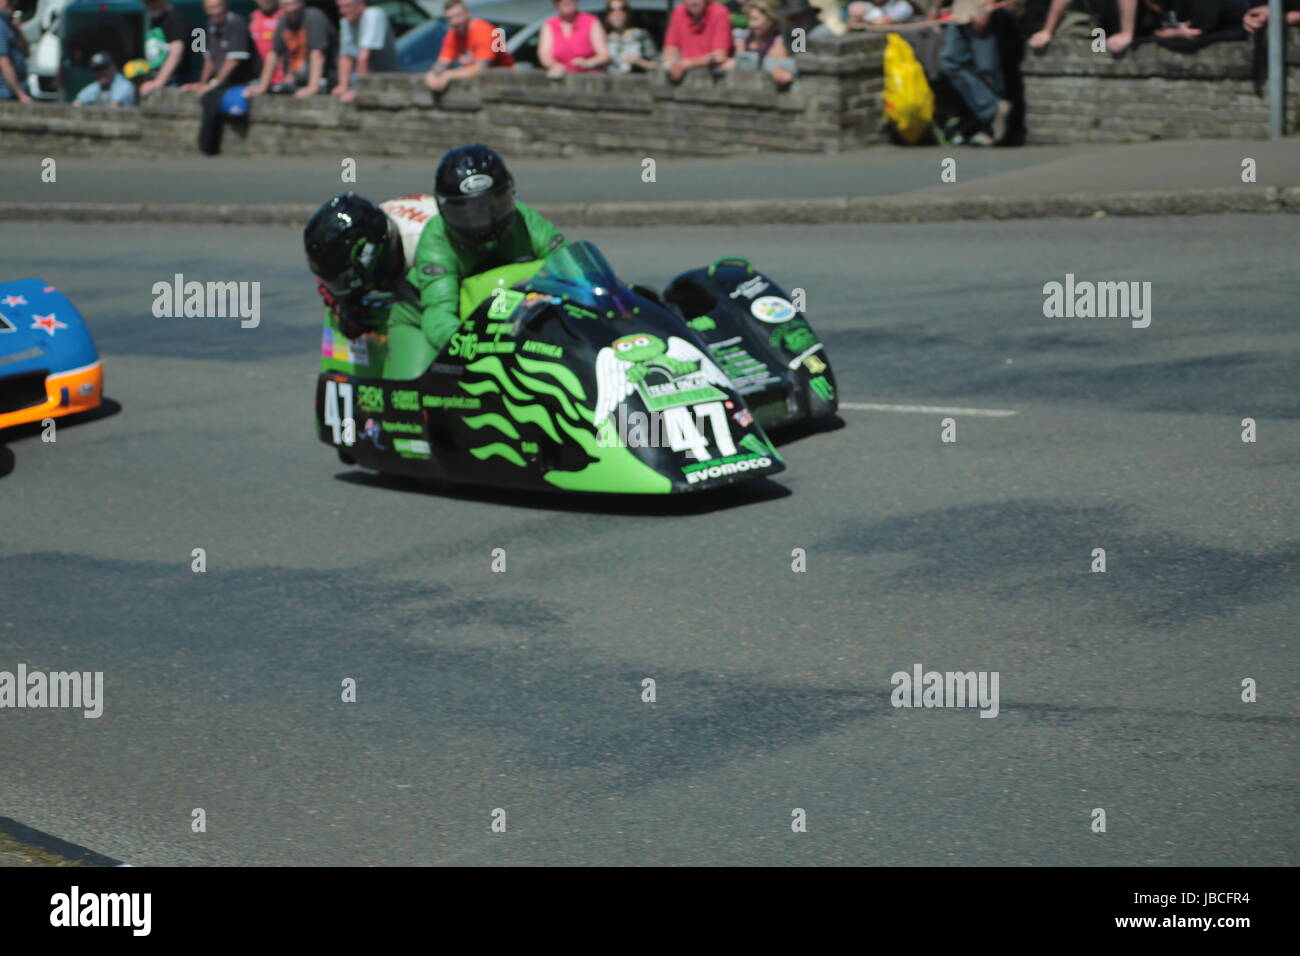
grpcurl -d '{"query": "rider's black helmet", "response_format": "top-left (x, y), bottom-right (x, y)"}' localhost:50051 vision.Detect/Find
top-left (434, 144), bottom-right (517, 244)
top-left (303, 193), bottom-right (398, 298)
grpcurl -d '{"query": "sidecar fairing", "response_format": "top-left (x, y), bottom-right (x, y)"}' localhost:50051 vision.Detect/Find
top-left (663, 257), bottom-right (838, 432)
top-left (317, 243), bottom-right (785, 495)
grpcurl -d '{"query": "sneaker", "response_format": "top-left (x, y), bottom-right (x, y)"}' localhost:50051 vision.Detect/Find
top-left (991, 99), bottom-right (1012, 145)
top-left (967, 131), bottom-right (994, 146)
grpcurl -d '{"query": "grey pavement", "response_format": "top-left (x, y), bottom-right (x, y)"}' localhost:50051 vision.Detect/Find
top-left (1, 139), bottom-right (1297, 210)
top-left (0, 217), bottom-right (1296, 866)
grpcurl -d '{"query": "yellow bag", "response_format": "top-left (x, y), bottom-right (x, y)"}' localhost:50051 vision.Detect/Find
top-left (882, 33), bottom-right (934, 145)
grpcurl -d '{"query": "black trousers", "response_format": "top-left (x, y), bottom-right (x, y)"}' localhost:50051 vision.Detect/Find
top-left (198, 84), bottom-right (231, 156)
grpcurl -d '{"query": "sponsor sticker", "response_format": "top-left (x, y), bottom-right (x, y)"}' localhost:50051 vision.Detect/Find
top-left (382, 420), bottom-right (424, 434)
top-left (459, 174), bottom-right (494, 193)
top-left (391, 389), bottom-right (421, 412)
top-left (357, 384), bottom-right (385, 414)
top-left (392, 437), bottom-right (432, 459)
top-left (522, 340), bottom-right (563, 358)
top-left (448, 332), bottom-right (516, 361)
top-left (708, 336), bottom-right (779, 394)
top-left (488, 289), bottom-right (526, 319)
top-left (422, 395), bottom-right (482, 410)
top-left (809, 375), bottom-right (836, 402)
top-left (682, 452), bottom-right (773, 485)
top-left (729, 276), bottom-right (769, 300)
top-left (361, 418), bottom-right (385, 449)
top-left (750, 296), bottom-right (796, 324)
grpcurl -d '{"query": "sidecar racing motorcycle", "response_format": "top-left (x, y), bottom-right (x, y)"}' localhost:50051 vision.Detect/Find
top-left (315, 241), bottom-right (837, 495)
top-left (1, 279), bottom-right (104, 432)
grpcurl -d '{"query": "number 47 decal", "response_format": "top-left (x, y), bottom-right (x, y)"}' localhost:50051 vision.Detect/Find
top-left (663, 401), bottom-right (736, 461)
top-left (323, 380), bottom-right (356, 446)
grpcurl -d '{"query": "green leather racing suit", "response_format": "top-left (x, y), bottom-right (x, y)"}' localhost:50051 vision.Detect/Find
top-left (383, 201), bottom-right (566, 380)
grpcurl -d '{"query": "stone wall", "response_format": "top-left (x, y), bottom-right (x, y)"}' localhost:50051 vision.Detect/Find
top-left (0, 32), bottom-right (885, 159)
top-left (1023, 30), bottom-right (1300, 143)
top-left (0, 28), bottom-right (1295, 156)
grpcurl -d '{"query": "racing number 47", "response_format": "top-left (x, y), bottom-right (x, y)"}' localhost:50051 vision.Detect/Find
top-left (665, 401), bottom-right (736, 461)
top-left (324, 380), bottom-right (356, 446)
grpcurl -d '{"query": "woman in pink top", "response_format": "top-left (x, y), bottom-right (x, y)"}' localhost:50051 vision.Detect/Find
top-left (539, 0), bottom-right (611, 76)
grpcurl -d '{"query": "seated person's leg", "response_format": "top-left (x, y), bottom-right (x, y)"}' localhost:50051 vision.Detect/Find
top-left (970, 29), bottom-right (1006, 99)
top-left (940, 22), bottom-right (975, 76)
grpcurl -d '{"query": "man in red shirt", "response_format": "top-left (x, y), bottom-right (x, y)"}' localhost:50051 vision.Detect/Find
top-left (425, 0), bottom-right (514, 93)
top-left (662, 0), bottom-right (732, 80)
top-left (248, 0), bottom-right (284, 86)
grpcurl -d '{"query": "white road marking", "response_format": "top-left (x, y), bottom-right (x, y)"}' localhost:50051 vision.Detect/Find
top-left (840, 402), bottom-right (1019, 418)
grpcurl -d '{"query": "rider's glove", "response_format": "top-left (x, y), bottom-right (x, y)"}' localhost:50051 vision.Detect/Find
top-left (316, 279), bottom-right (375, 340)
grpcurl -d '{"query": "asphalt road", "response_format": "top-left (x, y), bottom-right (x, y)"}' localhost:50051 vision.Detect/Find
top-left (1, 217), bottom-right (1296, 866)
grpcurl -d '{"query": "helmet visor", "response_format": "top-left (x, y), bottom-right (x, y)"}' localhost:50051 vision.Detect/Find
top-left (439, 190), bottom-right (516, 241)
top-left (307, 245), bottom-right (363, 297)
top-left (307, 232), bottom-right (386, 298)
top-left (321, 266), bottom-right (364, 298)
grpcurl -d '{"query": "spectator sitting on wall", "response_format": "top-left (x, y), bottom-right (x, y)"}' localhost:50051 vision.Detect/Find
top-left (662, 0), bottom-right (733, 80)
top-left (540, 0), bottom-right (611, 76)
top-left (1242, 0), bottom-right (1300, 31)
top-left (1147, 0), bottom-right (1251, 47)
top-left (931, 0), bottom-right (1012, 144)
top-left (75, 51), bottom-right (138, 106)
top-left (249, 0), bottom-right (285, 87)
top-left (182, 0), bottom-right (257, 154)
top-left (0, 0), bottom-right (31, 103)
top-left (846, 0), bottom-right (918, 27)
top-left (247, 0), bottom-right (337, 98)
top-left (605, 0), bottom-right (659, 71)
top-left (1029, 0), bottom-right (1143, 55)
top-left (721, 0), bottom-right (797, 84)
top-left (335, 0), bottom-right (398, 102)
top-left (140, 0), bottom-right (194, 96)
top-left (424, 0), bottom-right (515, 94)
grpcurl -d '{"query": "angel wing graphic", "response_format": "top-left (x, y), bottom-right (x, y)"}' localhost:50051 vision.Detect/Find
top-left (593, 347), bottom-right (635, 428)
